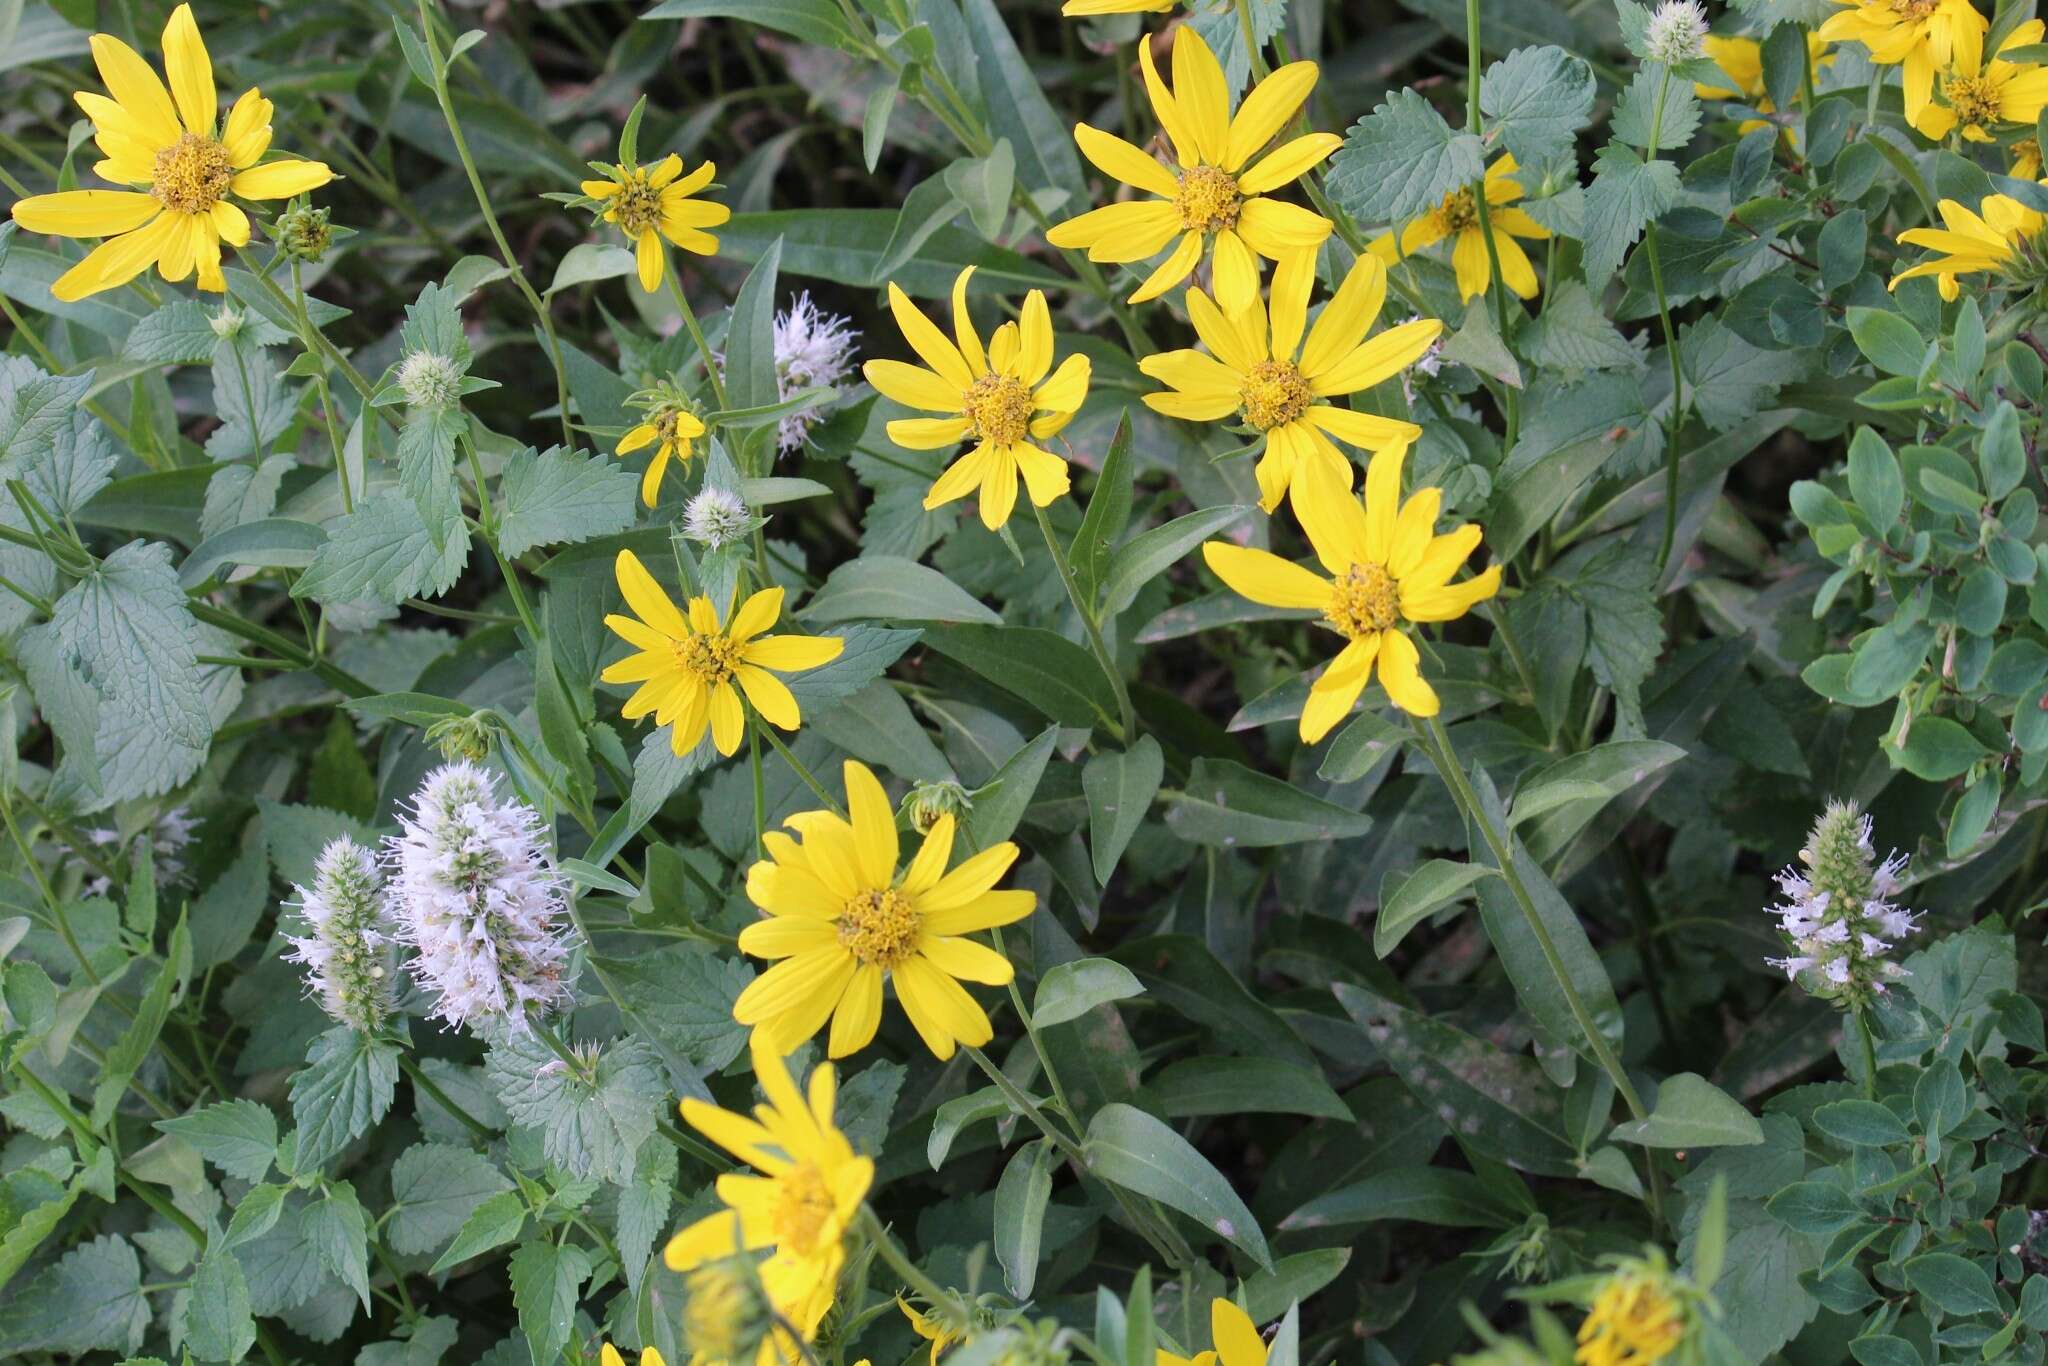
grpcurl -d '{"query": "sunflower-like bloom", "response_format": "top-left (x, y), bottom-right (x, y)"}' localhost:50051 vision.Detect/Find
top-left (732, 760), bottom-right (1035, 1060)
top-left (580, 153), bottom-right (729, 292)
top-left (1157, 1300), bottom-right (1271, 1366)
top-left (862, 267), bottom-right (1091, 530)
top-left (601, 551), bottom-right (843, 758)
top-left (1913, 19), bottom-right (2048, 142)
top-left (1695, 33), bottom-right (1834, 140)
top-left (1200, 444), bottom-right (1500, 739)
top-left (1045, 26), bottom-right (1336, 311)
top-left (1139, 252), bottom-right (1441, 514)
top-left (1368, 155), bottom-right (1549, 303)
top-left (1574, 1262), bottom-right (1688, 1366)
top-left (1817, 0), bottom-right (1986, 125)
top-left (9, 4), bottom-right (332, 301)
top-left (617, 381), bottom-right (706, 507)
top-left (1890, 192), bottom-right (2045, 300)
top-left (665, 1038), bottom-right (873, 1366)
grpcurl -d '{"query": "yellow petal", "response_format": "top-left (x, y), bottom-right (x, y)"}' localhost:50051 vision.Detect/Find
top-left (1201, 542), bottom-right (1330, 609)
top-left (1170, 26), bottom-right (1231, 166)
top-left (1237, 132), bottom-right (1342, 195)
top-left (1015, 290), bottom-right (1053, 386)
top-left (844, 760), bottom-right (899, 888)
top-left (49, 213), bottom-right (178, 301)
top-left (1212, 1300), bottom-right (1269, 1366)
top-left (1310, 319), bottom-right (1444, 396)
top-left (161, 4), bottom-right (216, 137)
top-left (1210, 228), bottom-right (1260, 316)
top-left (1224, 61), bottom-right (1319, 171)
top-left (209, 199), bottom-right (250, 248)
top-left (1361, 441), bottom-right (1407, 565)
top-left (1388, 487), bottom-right (1442, 579)
top-left (865, 359), bottom-right (963, 414)
top-left (229, 159), bottom-right (334, 201)
top-left (743, 634), bottom-right (844, 673)
top-left (636, 228), bottom-right (663, 293)
top-left (1138, 34), bottom-right (1201, 169)
top-left (1032, 353), bottom-right (1091, 416)
top-left (614, 549), bottom-right (690, 638)
top-left (923, 446), bottom-right (991, 510)
top-left (1301, 254), bottom-right (1387, 378)
top-left (1074, 122), bottom-right (1183, 198)
top-left (1046, 199), bottom-right (1182, 260)
top-left (1014, 443), bottom-right (1071, 508)
top-left (1235, 196), bottom-right (1334, 254)
top-left (89, 33), bottom-right (180, 146)
top-left (1127, 230), bottom-right (1205, 304)
top-left (978, 449), bottom-right (1019, 528)
top-left (221, 89), bottom-right (272, 168)
top-left (887, 282), bottom-right (973, 390)
top-left (11, 190), bottom-right (161, 238)
top-left (1268, 249), bottom-right (1314, 362)
top-left (950, 266), bottom-right (985, 378)
top-left (729, 586), bottom-right (785, 642)
top-left (1375, 630), bottom-right (1438, 716)
top-left (888, 416), bottom-right (975, 450)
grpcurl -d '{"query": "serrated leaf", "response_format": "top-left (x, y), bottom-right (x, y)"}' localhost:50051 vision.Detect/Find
top-left (1480, 45), bottom-right (1596, 167)
top-left (155, 1099), bottom-right (278, 1184)
top-left (389, 1144), bottom-right (515, 1256)
top-left (1328, 89), bottom-right (1485, 224)
top-left (509, 1242), bottom-right (592, 1366)
top-left (293, 491), bottom-right (470, 605)
top-left (288, 1026), bottom-right (400, 1171)
top-left (488, 1031), bottom-right (664, 1184)
top-left (1582, 142), bottom-right (1680, 283)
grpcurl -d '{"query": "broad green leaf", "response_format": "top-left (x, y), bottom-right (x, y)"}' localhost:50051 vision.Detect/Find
top-left (1166, 758), bottom-right (1371, 847)
top-left (1480, 45), bottom-right (1596, 167)
top-left (1082, 1103), bottom-right (1273, 1269)
top-left (924, 624), bottom-right (1120, 730)
top-left (389, 1144), bottom-right (515, 1256)
top-left (510, 1241), bottom-right (593, 1366)
top-left (1327, 88), bottom-right (1484, 224)
top-left (183, 1247), bottom-right (255, 1362)
top-left (1099, 506), bottom-right (1250, 617)
top-left (1151, 1057), bottom-right (1350, 1121)
top-left (155, 1099), bottom-right (278, 1184)
top-left (1374, 859), bottom-right (1497, 957)
top-left (804, 556), bottom-right (1002, 626)
top-left (640, 0), bottom-right (856, 50)
top-left (1280, 1166), bottom-right (1520, 1232)
top-left (497, 447), bottom-right (638, 559)
top-left (288, 1025), bottom-right (400, 1171)
top-left (430, 1190), bottom-right (527, 1273)
top-left (487, 1031), bottom-right (664, 1184)
top-left (1610, 1073), bottom-right (1765, 1148)
top-left (1903, 1252), bottom-right (2001, 1318)
top-left (993, 1138), bottom-right (1056, 1299)
top-left (1033, 958), bottom-right (1145, 1029)
top-left (1083, 736), bottom-right (1163, 884)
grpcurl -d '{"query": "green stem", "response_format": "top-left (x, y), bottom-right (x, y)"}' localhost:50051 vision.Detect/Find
top-left (665, 254), bottom-right (729, 413)
top-left (1235, 0), bottom-right (1270, 80)
top-left (461, 429), bottom-right (543, 644)
top-left (754, 717), bottom-right (844, 814)
top-left (1854, 1006), bottom-right (1880, 1100)
top-left (1032, 501), bottom-right (1133, 743)
top-left (856, 1205), bottom-right (957, 1310)
top-left (415, 0), bottom-right (574, 450)
top-left (397, 1052), bottom-right (494, 1142)
top-left (1417, 715), bottom-right (1648, 1122)
top-left (1465, 0), bottom-right (1520, 452)
top-left (1640, 67), bottom-right (1686, 577)
top-left (290, 258), bottom-right (354, 513)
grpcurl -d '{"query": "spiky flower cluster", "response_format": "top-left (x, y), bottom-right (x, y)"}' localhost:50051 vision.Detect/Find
top-left (387, 761), bottom-right (575, 1031)
top-left (1767, 800), bottom-right (1920, 1006)
top-left (772, 292), bottom-right (858, 452)
top-left (682, 486), bottom-right (755, 550)
top-left (1643, 0), bottom-right (1709, 65)
top-left (396, 349), bottom-right (462, 411)
top-left (283, 837), bottom-right (395, 1034)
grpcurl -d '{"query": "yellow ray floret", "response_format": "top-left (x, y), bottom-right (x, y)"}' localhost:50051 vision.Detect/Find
top-left (732, 760), bottom-right (1036, 1060)
top-left (1695, 33), bottom-right (1834, 142)
top-left (616, 386), bottom-right (706, 507)
top-left (1890, 192), bottom-right (2045, 301)
top-left (1199, 445), bottom-right (1500, 741)
top-left (664, 1038), bottom-right (873, 1366)
top-left (601, 551), bottom-right (843, 758)
top-left (1816, 0), bottom-right (1985, 125)
top-left (861, 266), bottom-right (1091, 530)
top-left (1045, 25), bottom-right (1336, 312)
top-left (1156, 1299), bottom-right (1272, 1366)
top-left (1912, 19), bottom-right (2048, 143)
top-left (1368, 154), bottom-right (1549, 304)
top-left (1139, 252), bottom-right (1441, 514)
top-left (9, 3), bottom-right (333, 300)
top-left (580, 152), bottom-right (730, 292)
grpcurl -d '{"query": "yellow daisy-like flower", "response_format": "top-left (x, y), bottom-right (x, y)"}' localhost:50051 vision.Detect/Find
top-left (581, 153), bottom-right (730, 293)
top-left (732, 759), bottom-right (1036, 1060)
top-left (618, 384), bottom-right (707, 507)
top-left (861, 267), bottom-right (1091, 530)
top-left (1368, 154), bottom-right (1550, 303)
top-left (1574, 1264), bottom-right (1687, 1366)
top-left (1913, 19), bottom-right (2048, 142)
top-left (1890, 192), bottom-right (2046, 301)
top-left (1200, 444), bottom-right (1500, 740)
top-left (601, 551), bottom-right (843, 758)
top-left (9, 4), bottom-right (332, 301)
top-left (1045, 26), bottom-right (1337, 311)
top-left (1816, 0), bottom-right (1986, 126)
top-left (1139, 252), bottom-right (1441, 514)
top-left (900, 1297), bottom-right (960, 1363)
top-left (1695, 33), bottom-right (1834, 139)
top-left (2014, 138), bottom-right (2044, 180)
top-left (601, 1346), bottom-right (667, 1366)
top-left (1156, 1299), bottom-right (1269, 1366)
top-left (665, 1038), bottom-right (873, 1366)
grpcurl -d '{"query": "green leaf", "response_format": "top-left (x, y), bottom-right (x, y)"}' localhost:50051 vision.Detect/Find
top-left (593, 945), bottom-right (754, 1097)
top-left (1240, 1250), bottom-right (1353, 1327)
top-left (51, 539), bottom-right (210, 754)
top-left (1100, 506), bottom-right (1250, 617)
top-left (804, 556), bottom-right (1001, 625)
top-left (993, 1138), bottom-right (1056, 1299)
top-left (303, 1181), bottom-right (372, 1312)
top-left (1071, 415), bottom-right (1135, 601)
top-left (1327, 88), bottom-right (1485, 224)
top-left (509, 1241), bottom-right (593, 1366)
top-left (1279, 1166), bottom-right (1520, 1232)
top-left (1151, 1057), bottom-right (1351, 1121)
top-left (1846, 427), bottom-right (1904, 532)
top-left (639, 0), bottom-right (855, 47)
top-left (1764, 1180), bottom-right (1862, 1235)
top-left (616, 1139), bottom-right (677, 1295)
top-left (183, 1247), bottom-right (255, 1363)
top-left (1582, 142), bottom-right (1681, 283)
top-left (1033, 958), bottom-right (1145, 1029)
top-left (1522, 280), bottom-right (1645, 374)
top-left (945, 139), bottom-right (1016, 240)
top-left (1166, 758), bottom-right (1372, 847)
top-left (1681, 317), bottom-right (1793, 432)
top-left (923, 624), bottom-right (1120, 730)
top-left (429, 1190), bottom-right (527, 1273)
top-left (288, 1026), bottom-right (400, 1171)
top-left (497, 447), bottom-right (638, 559)
top-left (963, 727), bottom-right (1059, 849)
top-left (1083, 736), bottom-right (1163, 884)
top-left (488, 1031), bottom-right (664, 1184)
top-left (543, 243), bottom-right (637, 296)
top-left (724, 237), bottom-right (783, 415)
top-left (178, 517), bottom-right (327, 589)
top-left (1811, 1099), bottom-right (1910, 1148)
top-left (389, 1144), bottom-right (515, 1256)
top-left (0, 1234), bottom-right (148, 1357)
top-left (92, 915), bottom-right (190, 1127)
top-left (1374, 859), bottom-right (1497, 957)
top-left (959, 0), bottom-right (1085, 201)
top-left (1082, 1103), bottom-right (1273, 1269)
top-left (1610, 1074), bottom-right (1765, 1148)
top-left (1510, 740), bottom-right (1685, 827)
top-left (1846, 307), bottom-right (1928, 378)
top-left (1612, 67), bottom-right (1701, 150)
top-left (1891, 716), bottom-right (1988, 780)
top-left (1903, 1252), bottom-right (2001, 1318)
top-left (715, 211), bottom-right (1068, 298)
top-left (293, 491), bottom-right (469, 605)
top-left (156, 1099), bottom-right (278, 1184)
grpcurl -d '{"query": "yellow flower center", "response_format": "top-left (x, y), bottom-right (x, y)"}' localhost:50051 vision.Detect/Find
top-left (1435, 186), bottom-right (1481, 235)
top-left (1326, 563), bottom-right (1400, 639)
top-left (961, 373), bottom-right (1035, 448)
top-left (1175, 165), bottom-right (1243, 233)
top-left (1577, 1276), bottom-right (1685, 1366)
top-left (771, 1162), bottom-right (839, 1254)
top-left (1238, 359), bottom-right (1313, 431)
top-left (654, 405), bottom-right (689, 452)
top-left (151, 133), bottom-right (233, 215)
top-left (1890, 0), bottom-right (1940, 16)
top-left (1945, 73), bottom-right (2002, 127)
top-left (673, 632), bottom-right (739, 685)
top-left (612, 168), bottom-right (664, 237)
top-left (838, 887), bottom-right (921, 968)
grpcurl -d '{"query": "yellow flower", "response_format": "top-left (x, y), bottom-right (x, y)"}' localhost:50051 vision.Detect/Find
top-left (601, 551), bottom-right (843, 758)
top-left (602, 1346), bottom-right (667, 1366)
top-left (2014, 138), bottom-right (2043, 179)
top-left (1045, 26), bottom-right (1337, 311)
top-left (1914, 19), bottom-right (2048, 142)
top-left (9, 4), bottom-right (332, 301)
top-left (1890, 192), bottom-right (2046, 301)
top-left (581, 153), bottom-right (730, 292)
top-left (1574, 1264), bottom-right (1687, 1366)
top-left (1200, 443), bottom-right (1500, 740)
top-left (1138, 252), bottom-right (1441, 514)
top-left (1157, 1299), bottom-right (1269, 1366)
top-left (665, 1038), bottom-right (873, 1366)
top-left (618, 383), bottom-right (707, 507)
top-left (1368, 154), bottom-right (1550, 303)
top-left (1816, 0), bottom-right (1986, 125)
top-left (901, 1297), bottom-right (960, 1363)
top-left (732, 759), bottom-right (1035, 1059)
top-left (1695, 33), bottom-right (1834, 139)
top-left (861, 267), bottom-right (1091, 530)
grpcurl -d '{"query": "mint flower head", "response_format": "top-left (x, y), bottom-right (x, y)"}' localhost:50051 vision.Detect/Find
top-left (1768, 800), bottom-right (1920, 1007)
top-left (283, 837), bottom-right (395, 1034)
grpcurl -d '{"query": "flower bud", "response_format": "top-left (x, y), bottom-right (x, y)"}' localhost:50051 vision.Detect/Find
top-left (1643, 0), bottom-right (1708, 65)
top-left (683, 487), bottom-right (754, 551)
top-left (902, 781), bottom-right (971, 835)
top-left (276, 202), bottom-right (333, 262)
top-left (424, 709), bottom-right (502, 762)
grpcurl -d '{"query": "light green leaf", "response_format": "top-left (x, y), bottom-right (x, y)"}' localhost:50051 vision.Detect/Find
top-left (804, 556), bottom-right (1002, 626)
top-left (1327, 88), bottom-right (1484, 224)
top-left (994, 1138), bottom-right (1056, 1299)
top-left (498, 447), bottom-right (639, 559)
top-left (389, 1144), bottom-right (515, 1257)
top-left (1083, 736), bottom-right (1163, 884)
top-left (155, 1099), bottom-right (278, 1184)
top-left (1611, 1073), bottom-right (1765, 1148)
top-left (1082, 1103), bottom-right (1273, 1269)
top-left (1033, 958), bottom-right (1145, 1029)
top-left (1374, 859), bottom-right (1497, 957)
top-left (1166, 758), bottom-right (1371, 847)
